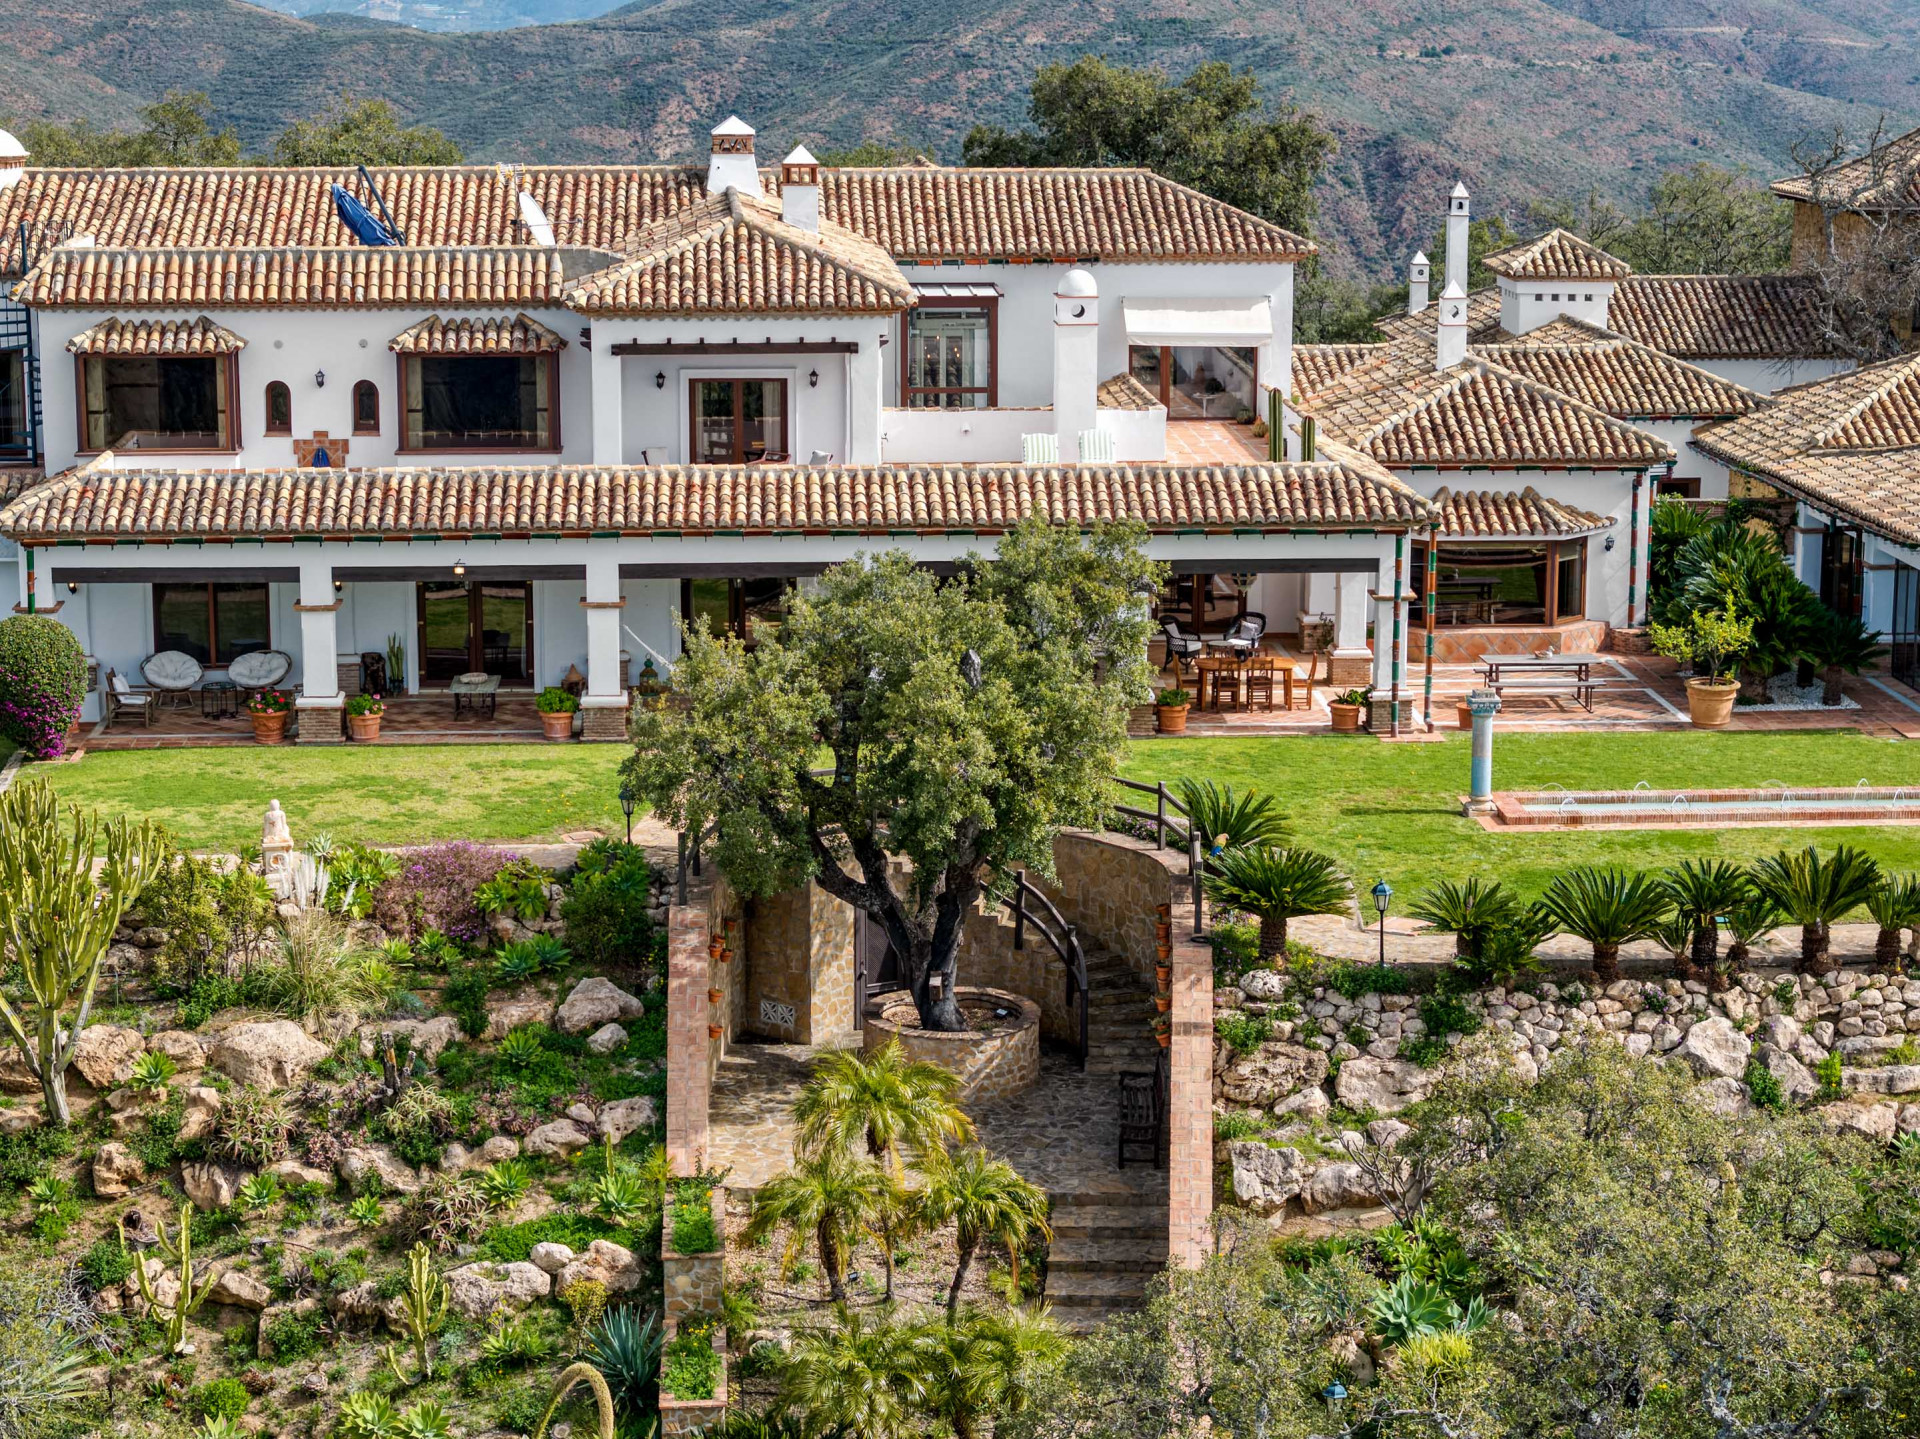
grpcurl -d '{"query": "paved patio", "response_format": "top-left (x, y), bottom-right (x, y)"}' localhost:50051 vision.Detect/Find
top-left (1163, 420), bottom-right (1269, 465)
top-left (82, 692), bottom-right (559, 750)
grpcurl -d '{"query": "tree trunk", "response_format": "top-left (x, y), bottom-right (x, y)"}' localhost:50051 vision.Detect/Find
top-left (1591, 942), bottom-right (1621, 986)
top-left (1798, 922), bottom-right (1833, 977)
top-left (1689, 923), bottom-right (1718, 980)
top-left (1796, 658), bottom-right (1816, 688)
top-left (947, 1232), bottom-right (978, 1319)
top-left (1874, 926), bottom-right (1903, 973)
top-left (1258, 914), bottom-right (1288, 962)
top-left (1722, 940), bottom-right (1747, 985)
top-left (818, 1218), bottom-right (846, 1302)
top-left (1823, 666), bottom-right (1844, 707)
top-left (40, 1065), bottom-right (71, 1129)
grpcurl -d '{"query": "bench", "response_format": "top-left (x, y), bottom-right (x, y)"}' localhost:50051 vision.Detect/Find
top-left (1488, 677), bottom-right (1616, 713)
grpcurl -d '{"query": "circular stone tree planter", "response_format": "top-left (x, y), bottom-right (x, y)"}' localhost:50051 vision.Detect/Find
top-left (862, 986), bottom-right (1041, 1104)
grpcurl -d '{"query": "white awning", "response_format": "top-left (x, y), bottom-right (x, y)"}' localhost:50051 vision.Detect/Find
top-left (1123, 296), bottom-right (1272, 348)
top-left (912, 281), bottom-right (1002, 300)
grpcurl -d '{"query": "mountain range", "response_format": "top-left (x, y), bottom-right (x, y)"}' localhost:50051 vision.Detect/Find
top-left (4, 0), bottom-right (1917, 278)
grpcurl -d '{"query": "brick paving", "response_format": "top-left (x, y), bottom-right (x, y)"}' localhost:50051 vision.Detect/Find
top-left (1164, 419), bottom-right (1270, 464)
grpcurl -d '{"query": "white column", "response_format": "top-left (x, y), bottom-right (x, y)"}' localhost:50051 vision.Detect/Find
top-left (1332, 570), bottom-right (1371, 662)
top-left (590, 328), bottom-right (625, 466)
top-left (581, 550), bottom-right (628, 710)
top-left (1051, 269), bottom-right (1100, 455)
top-left (847, 340), bottom-right (882, 465)
top-left (294, 555), bottom-right (343, 740)
top-left (1371, 556), bottom-right (1409, 695)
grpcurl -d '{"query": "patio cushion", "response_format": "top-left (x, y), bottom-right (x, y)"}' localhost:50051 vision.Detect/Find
top-left (109, 672), bottom-right (130, 696)
top-left (228, 649), bottom-right (291, 688)
top-left (142, 651), bottom-right (203, 691)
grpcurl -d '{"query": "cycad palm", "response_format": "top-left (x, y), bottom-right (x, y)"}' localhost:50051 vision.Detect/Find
top-left (918, 1147), bottom-right (1052, 1319)
top-left (1723, 891), bottom-right (1785, 973)
top-left (1749, 845), bottom-right (1881, 976)
top-left (927, 1305), bottom-right (1069, 1439)
top-left (1864, 873), bottom-right (1920, 974)
top-left (1539, 867), bottom-right (1671, 985)
top-left (745, 1147), bottom-right (895, 1302)
top-left (774, 1303), bottom-right (936, 1439)
top-left (1174, 778), bottom-right (1290, 851)
top-left (1200, 845), bottom-right (1351, 961)
top-left (1661, 859), bottom-right (1749, 981)
top-left (1408, 878), bottom-right (1516, 962)
top-left (794, 1041), bottom-right (974, 1171)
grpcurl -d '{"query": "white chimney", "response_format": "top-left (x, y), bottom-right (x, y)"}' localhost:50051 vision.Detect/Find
top-left (1445, 182), bottom-right (1470, 298)
top-left (1407, 251), bottom-right (1430, 316)
top-left (1051, 268), bottom-right (1100, 456)
top-left (1435, 280), bottom-right (1469, 372)
top-left (706, 116), bottom-right (762, 198)
top-left (780, 145), bottom-right (820, 231)
top-left (0, 128), bottom-right (26, 193)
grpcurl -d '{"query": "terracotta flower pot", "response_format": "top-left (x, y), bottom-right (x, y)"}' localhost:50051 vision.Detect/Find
top-left (1153, 994), bottom-right (1171, 1013)
top-left (250, 711), bottom-right (288, 745)
top-left (347, 713), bottom-right (382, 742)
top-left (1156, 704), bottom-right (1190, 735)
top-left (1156, 942), bottom-right (1173, 962)
top-left (1685, 678), bottom-right (1740, 729)
top-left (540, 710), bottom-right (575, 741)
top-left (1456, 700), bottom-right (1473, 730)
top-left (707, 987), bottom-right (724, 1005)
top-left (1155, 963), bottom-right (1172, 985)
top-left (718, 947), bottom-right (733, 964)
top-left (1154, 1030), bottom-right (1172, 1049)
top-left (1329, 702), bottom-right (1362, 733)
top-left (707, 1024), bottom-right (724, 1040)
top-left (708, 938), bottom-right (725, 961)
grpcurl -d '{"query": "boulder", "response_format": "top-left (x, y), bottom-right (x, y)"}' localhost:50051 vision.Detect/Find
top-left (339, 1145), bottom-right (424, 1195)
top-left (1843, 1064), bottom-right (1920, 1096)
top-left (565, 1102), bottom-right (598, 1129)
top-left (475, 1135), bottom-right (522, 1165)
top-left (529, 1242), bottom-right (575, 1276)
top-left (355, 1016), bottom-right (462, 1065)
top-left (484, 997), bottom-right (557, 1041)
top-left (1333, 1056), bottom-right (1432, 1115)
top-left (598, 1096), bottom-right (658, 1145)
top-left (1229, 1143), bottom-right (1306, 1213)
top-left (209, 1021), bottom-right (330, 1090)
top-left (439, 1143), bottom-right (474, 1174)
top-left (1674, 1016), bottom-right (1751, 1080)
top-left (1365, 1119), bottom-right (1412, 1149)
top-left (147, 1031), bottom-right (207, 1071)
top-left (183, 1162), bottom-right (245, 1211)
top-left (586, 1023), bottom-right (628, 1055)
top-left (178, 1086), bottom-right (222, 1143)
top-left (1274, 1085), bottom-right (1330, 1123)
top-left (1215, 1042), bottom-right (1331, 1109)
top-left (265, 1159), bottom-right (335, 1189)
top-left (1301, 1162), bottom-right (1385, 1214)
top-left (1756, 1044), bottom-right (1817, 1102)
top-left (525, 1118), bottom-right (594, 1158)
top-left (555, 977), bottom-right (646, 1035)
top-left (1237, 969), bottom-right (1288, 1001)
top-left (92, 1141), bottom-right (146, 1199)
top-left (556, 1239), bottom-right (646, 1295)
top-left (1818, 1098), bottom-right (1901, 1143)
top-left (72, 1025), bottom-right (145, 1089)
top-left (0, 1107), bottom-right (43, 1136)
top-left (1691, 1077), bottom-right (1754, 1118)
top-left (1759, 1015), bottom-right (1803, 1052)
top-left (206, 1270), bottom-right (272, 1310)
top-left (443, 1260), bottom-right (552, 1320)
top-left (329, 1280), bottom-right (407, 1328)
top-left (127, 1257), bottom-right (181, 1317)
top-left (0, 1051), bottom-right (39, 1096)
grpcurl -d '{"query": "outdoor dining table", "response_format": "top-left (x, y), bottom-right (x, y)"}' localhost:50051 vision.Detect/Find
top-left (1479, 653), bottom-right (1596, 684)
top-left (1196, 654), bottom-right (1299, 711)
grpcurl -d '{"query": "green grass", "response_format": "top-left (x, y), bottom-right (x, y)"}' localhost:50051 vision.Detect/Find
top-left (1120, 730), bottom-right (1920, 909)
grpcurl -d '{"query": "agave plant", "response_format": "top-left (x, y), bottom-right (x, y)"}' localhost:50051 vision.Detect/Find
top-left (495, 934), bottom-right (571, 983)
top-left (1865, 873), bottom-right (1920, 973)
top-left (479, 1316), bottom-right (555, 1372)
top-left (1539, 866), bottom-right (1671, 985)
top-left (1408, 878), bottom-right (1517, 962)
top-left (476, 1158), bottom-right (533, 1209)
top-left (128, 1049), bottom-right (177, 1097)
top-left (236, 1171), bottom-right (280, 1214)
top-left (585, 1306), bottom-right (663, 1420)
top-left (497, 1025), bottom-right (547, 1067)
top-left (1749, 844), bottom-right (1882, 976)
top-left (1661, 859), bottom-right (1749, 981)
top-left (334, 1393), bottom-right (400, 1439)
top-left (348, 1194), bottom-right (385, 1227)
top-left (1200, 845), bottom-right (1352, 961)
top-left (592, 1168), bottom-right (652, 1224)
top-left (1173, 778), bottom-right (1290, 851)
top-left (1802, 609), bottom-right (1888, 705)
top-left (1368, 1272), bottom-right (1466, 1345)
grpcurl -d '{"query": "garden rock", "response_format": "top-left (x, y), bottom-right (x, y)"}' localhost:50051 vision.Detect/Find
top-left (529, 1243), bottom-right (574, 1275)
top-left (556, 977), bottom-right (645, 1034)
top-left (73, 1025), bottom-right (145, 1088)
top-left (1334, 1056), bottom-right (1432, 1115)
top-left (476, 1135), bottom-right (521, 1165)
top-left (439, 1143), bottom-right (474, 1173)
top-left (127, 1257), bottom-right (181, 1317)
top-left (148, 1031), bottom-right (207, 1070)
top-left (1365, 1119), bottom-right (1411, 1149)
top-left (484, 997), bottom-right (556, 1040)
top-left (1216, 1042), bottom-right (1330, 1108)
top-left (587, 1023), bottom-right (628, 1055)
top-left (598, 1096), bottom-right (658, 1145)
top-left (1275, 1086), bottom-right (1330, 1122)
top-left (0, 1052), bottom-right (39, 1095)
top-left (566, 1102), bottom-right (598, 1128)
top-left (355, 1017), bottom-right (461, 1064)
top-left (1844, 1064), bottom-right (1920, 1095)
top-left (329, 1281), bottom-right (406, 1328)
top-left (1238, 969), bottom-right (1288, 1001)
top-left (338, 1145), bottom-right (424, 1195)
top-left (1756, 1045), bottom-right (1817, 1102)
top-left (443, 1261), bottom-right (552, 1319)
top-left (207, 1270), bottom-right (272, 1309)
top-left (1691, 1077), bottom-right (1754, 1118)
top-left (1674, 1017), bottom-right (1751, 1080)
top-left (556, 1239), bottom-right (645, 1294)
top-left (0, 1108), bottom-right (43, 1135)
top-left (1229, 1143), bottom-right (1306, 1213)
top-left (1818, 1098), bottom-right (1901, 1142)
top-left (1301, 1162), bottom-right (1384, 1214)
top-left (210, 1021), bottom-right (330, 1090)
top-left (183, 1162), bottom-right (245, 1211)
top-left (266, 1159), bottom-right (334, 1189)
top-left (92, 1142), bottom-right (145, 1199)
top-left (525, 1118), bottom-right (594, 1158)
top-left (178, 1086), bottom-right (222, 1142)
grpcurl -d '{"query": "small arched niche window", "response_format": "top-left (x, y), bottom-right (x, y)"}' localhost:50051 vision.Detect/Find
top-left (352, 380), bottom-right (380, 436)
top-left (264, 381), bottom-right (292, 436)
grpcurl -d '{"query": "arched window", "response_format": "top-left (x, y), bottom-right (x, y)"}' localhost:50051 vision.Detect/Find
top-left (264, 381), bottom-right (292, 436)
top-left (352, 380), bottom-right (380, 435)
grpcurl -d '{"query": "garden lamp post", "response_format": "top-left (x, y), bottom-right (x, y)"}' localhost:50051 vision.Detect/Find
top-left (1372, 878), bottom-right (1392, 967)
top-left (1322, 1381), bottom-right (1347, 1419)
top-left (618, 783), bottom-right (636, 845)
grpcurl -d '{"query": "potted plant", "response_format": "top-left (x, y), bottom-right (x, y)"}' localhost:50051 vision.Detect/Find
top-left (247, 688), bottom-right (291, 744)
top-left (1329, 686), bottom-right (1369, 733)
top-left (1153, 987), bottom-right (1172, 1013)
top-left (1455, 698), bottom-right (1474, 729)
top-left (345, 692), bottom-right (384, 742)
top-left (1650, 602), bottom-right (1754, 728)
top-left (1155, 687), bottom-right (1192, 734)
top-left (1151, 1012), bottom-right (1172, 1048)
top-left (535, 686), bottom-right (578, 741)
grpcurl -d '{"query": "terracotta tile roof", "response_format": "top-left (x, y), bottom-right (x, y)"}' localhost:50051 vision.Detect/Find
top-left (12, 244), bottom-right (583, 309)
top-left (1474, 319), bottom-right (1767, 419)
top-left (0, 459), bottom-right (1429, 543)
top-left (563, 190), bottom-right (913, 317)
top-left (1097, 373), bottom-right (1161, 410)
top-left (1291, 344), bottom-right (1390, 397)
top-left (1429, 484), bottom-right (1611, 539)
top-left (1483, 229), bottom-right (1633, 282)
top-left (388, 312), bottom-right (568, 355)
top-left (0, 163), bottom-right (1311, 280)
top-left (0, 470), bottom-right (45, 508)
top-left (66, 315), bottom-right (247, 356)
top-left (1374, 288), bottom-right (1505, 344)
top-left (1606, 275), bottom-right (1844, 360)
top-left (1771, 126), bottom-right (1920, 208)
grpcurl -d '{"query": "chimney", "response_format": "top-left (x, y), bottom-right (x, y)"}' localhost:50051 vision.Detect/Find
top-left (706, 116), bottom-right (762, 198)
top-left (1445, 181), bottom-right (1470, 298)
top-left (1051, 268), bottom-right (1100, 456)
top-left (1407, 251), bottom-right (1430, 316)
top-left (780, 145), bottom-right (820, 231)
top-left (1435, 280), bottom-right (1468, 372)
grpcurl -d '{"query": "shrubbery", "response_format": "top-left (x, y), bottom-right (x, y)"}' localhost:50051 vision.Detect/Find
top-left (562, 839), bottom-right (657, 970)
top-left (0, 614), bottom-right (87, 758)
top-left (372, 841), bottom-right (512, 944)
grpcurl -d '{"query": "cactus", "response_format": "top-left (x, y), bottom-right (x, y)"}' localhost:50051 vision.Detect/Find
top-left (122, 1202), bottom-right (223, 1354)
top-left (533, 1362), bottom-right (616, 1439)
top-left (383, 1242), bottom-right (449, 1382)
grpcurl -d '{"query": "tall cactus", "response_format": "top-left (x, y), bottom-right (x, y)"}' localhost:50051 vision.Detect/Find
top-left (383, 1242), bottom-right (449, 1382)
top-left (122, 1203), bottom-right (223, 1354)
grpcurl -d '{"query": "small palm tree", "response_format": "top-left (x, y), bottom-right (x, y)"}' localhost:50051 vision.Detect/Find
top-left (1749, 845), bottom-right (1882, 976)
top-left (1865, 873), bottom-right (1920, 974)
top-left (1408, 878), bottom-right (1517, 962)
top-left (1201, 846), bottom-right (1351, 961)
top-left (774, 1304), bottom-right (936, 1439)
top-left (917, 1147), bottom-right (1052, 1319)
top-left (1660, 859), bottom-right (1750, 981)
top-left (1174, 778), bottom-right (1290, 851)
top-left (1802, 610), bottom-right (1888, 706)
top-left (926, 1305), bottom-right (1070, 1439)
top-left (1722, 892), bottom-right (1785, 978)
top-left (745, 1148), bottom-right (894, 1302)
top-left (1539, 867), bottom-right (1671, 985)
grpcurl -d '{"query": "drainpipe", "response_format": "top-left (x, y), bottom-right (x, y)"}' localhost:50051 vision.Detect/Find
top-left (1422, 523), bottom-right (1438, 733)
top-left (23, 546), bottom-right (34, 615)
top-left (1389, 531), bottom-right (1404, 739)
top-left (1628, 471), bottom-right (1644, 627)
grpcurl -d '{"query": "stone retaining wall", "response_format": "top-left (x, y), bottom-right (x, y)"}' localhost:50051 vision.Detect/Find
top-left (862, 987), bottom-right (1041, 1104)
top-left (662, 1185), bottom-right (726, 1326)
top-left (658, 1326), bottom-right (728, 1439)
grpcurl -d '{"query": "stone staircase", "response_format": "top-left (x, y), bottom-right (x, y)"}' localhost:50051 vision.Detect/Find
top-left (1044, 1188), bottom-right (1170, 1331)
top-left (1081, 947), bottom-right (1164, 1075)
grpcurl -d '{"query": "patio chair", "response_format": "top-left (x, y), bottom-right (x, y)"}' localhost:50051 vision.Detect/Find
top-left (1021, 432), bottom-right (1060, 464)
top-left (1076, 428), bottom-right (1115, 463)
top-left (1159, 618), bottom-right (1203, 677)
top-left (102, 669), bottom-right (156, 730)
top-left (1221, 611), bottom-right (1268, 657)
top-left (141, 650), bottom-right (203, 708)
top-left (228, 649), bottom-right (292, 693)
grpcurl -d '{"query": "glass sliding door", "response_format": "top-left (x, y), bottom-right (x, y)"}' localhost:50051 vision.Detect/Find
top-left (679, 577), bottom-right (794, 650)
top-left (416, 581), bottom-right (533, 687)
top-left (690, 379), bottom-right (788, 463)
top-left (1127, 345), bottom-right (1259, 420)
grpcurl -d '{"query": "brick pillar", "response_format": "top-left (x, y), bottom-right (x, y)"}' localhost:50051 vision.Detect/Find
top-left (1166, 923), bottom-right (1213, 1266)
top-left (664, 904), bottom-right (712, 1178)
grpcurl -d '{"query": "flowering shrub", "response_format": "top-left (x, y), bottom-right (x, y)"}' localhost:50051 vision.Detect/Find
top-left (345, 693), bottom-right (385, 717)
top-left (247, 688), bottom-right (292, 715)
top-left (0, 615), bottom-right (87, 758)
top-left (373, 840), bottom-right (513, 943)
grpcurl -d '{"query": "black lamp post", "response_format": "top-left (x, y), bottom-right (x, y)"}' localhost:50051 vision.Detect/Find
top-left (619, 783), bottom-right (637, 845)
top-left (1372, 878), bottom-right (1392, 968)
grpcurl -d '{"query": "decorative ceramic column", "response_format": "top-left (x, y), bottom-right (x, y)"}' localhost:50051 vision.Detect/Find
top-left (1464, 689), bottom-right (1502, 814)
top-left (293, 555), bottom-right (343, 744)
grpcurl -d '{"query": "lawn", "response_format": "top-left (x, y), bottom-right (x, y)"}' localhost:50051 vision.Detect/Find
top-left (1119, 729), bottom-right (1920, 908)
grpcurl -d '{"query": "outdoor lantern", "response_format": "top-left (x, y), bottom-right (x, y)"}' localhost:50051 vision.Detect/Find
top-left (65, 581), bottom-right (78, 594)
top-left (1372, 878), bottom-right (1393, 968)
top-left (655, 371), bottom-right (666, 389)
top-left (453, 558), bottom-right (466, 577)
top-left (809, 368), bottom-right (820, 388)
top-left (1322, 1381), bottom-right (1347, 1408)
top-left (619, 783), bottom-right (637, 844)
top-left (314, 369), bottom-right (326, 388)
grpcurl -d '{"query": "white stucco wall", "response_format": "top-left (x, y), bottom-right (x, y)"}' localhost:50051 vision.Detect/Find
top-left (1683, 357), bottom-right (1854, 396)
top-left (1631, 420), bottom-right (1732, 499)
top-left (1502, 279), bottom-right (1615, 337)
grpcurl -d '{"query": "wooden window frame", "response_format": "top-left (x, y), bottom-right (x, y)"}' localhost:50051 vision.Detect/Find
top-left (151, 581), bottom-right (271, 667)
top-left (264, 380), bottom-right (292, 437)
top-left (352, 379), bottom-right (381, 436)
top-left (1127, 343), bottom-right (1261, 421)
top-left (0, 347), bottom-right (30, 459)
top-left (899, 295), bottom-right (999, 408)
top-left (396, 352), bottom-right (562, 454)
top-left (412, 579), bottom-right (536, 689)
top-left (76, 352), bottom-right (241, 456)
top-left (686, 378), bottom-right (791, 464)
top-left (1413, 539), bottom-right (1586, 629)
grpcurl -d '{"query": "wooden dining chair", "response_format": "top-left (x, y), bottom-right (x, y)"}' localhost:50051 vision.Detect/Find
top-left (1245, 656), bottom-right (1275, 712)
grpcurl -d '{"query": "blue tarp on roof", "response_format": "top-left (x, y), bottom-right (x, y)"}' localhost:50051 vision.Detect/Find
top-left (332, 185), bottom-right (398, 247)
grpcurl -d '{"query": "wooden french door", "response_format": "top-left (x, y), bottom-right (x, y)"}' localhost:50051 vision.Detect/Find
top-left (416, 581), bottom-right (534, 688)
top-left (853, 914), bottom-right (905, 1030)
top-left (689, 379), bottom-right (788, 463)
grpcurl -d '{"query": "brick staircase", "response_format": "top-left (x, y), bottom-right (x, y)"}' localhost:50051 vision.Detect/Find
top-left (1081, 948), bottom-right (1164, 1075)
top-left (1044, 1188), bottom-right (1170, 1331)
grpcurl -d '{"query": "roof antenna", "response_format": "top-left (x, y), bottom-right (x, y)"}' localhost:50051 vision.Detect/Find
top-left (358, 164), bottom-right (407, 245)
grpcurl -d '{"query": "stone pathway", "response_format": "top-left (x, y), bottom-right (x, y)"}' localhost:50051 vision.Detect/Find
top-left (707, 1038), bottom-right (848, 1190)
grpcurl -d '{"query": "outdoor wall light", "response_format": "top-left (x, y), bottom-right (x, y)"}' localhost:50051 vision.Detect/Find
top-left (1372, 878), bottom-right (1393, 968)
top-left (655, 371), bottom-right (666, 389)
top-left (1604, 534), bottom-right (1616, 552)
top-left (453, 559), bottom-right (466, 577)
top-left (66, 581), bottom-right (78, 594)
top-left (314, 370), bottom-right (326, 388)
top-left (808, 368), bottom-right (820, 388)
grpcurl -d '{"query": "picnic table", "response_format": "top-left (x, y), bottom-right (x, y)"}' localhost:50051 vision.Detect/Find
top-left (1479, 652), bottom-right (1596, 684)
top-left (1479, 653), bottom-right (1609, 713)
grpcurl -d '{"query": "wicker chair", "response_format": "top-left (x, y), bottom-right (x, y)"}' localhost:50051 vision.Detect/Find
top-left (1159, 618), bottom-right (1203, 677)
top-left (141, 650), bottom-right (203, 708)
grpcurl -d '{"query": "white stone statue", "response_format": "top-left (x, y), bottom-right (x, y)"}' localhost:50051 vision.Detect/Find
top-left (261, 800), bottom-right (295, 874)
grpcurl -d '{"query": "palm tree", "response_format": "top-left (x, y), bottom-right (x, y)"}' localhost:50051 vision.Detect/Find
top-left (1864, 873), bottom-right (1920, 973)
top-left (1200, 846), bottom-right (1351, 962)
top-left (1801, 610), bottom-right (1888, 706)
top-left (1722, 892), bottom-right (1785, 978)
top-left (917, 1147), bottom-right (1052, 1319)
top-left (1407, 878), bottom-right (1517, 962)
top-left (925, 1305), bottom-right (1070, 1439)
top-left (1173, 778), bottom-right (1290, 851)
top-left (1660, 859), bottom-right (1749, 981)
top-left (745, 1148), bottom-right (895, 1302)
top-left (773, 1304), bottom-right (936, 1439)
top-left (1539, 867), bottom-right (1671, 985)
top-left (1749, 845), bottom-right (1882, 976)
